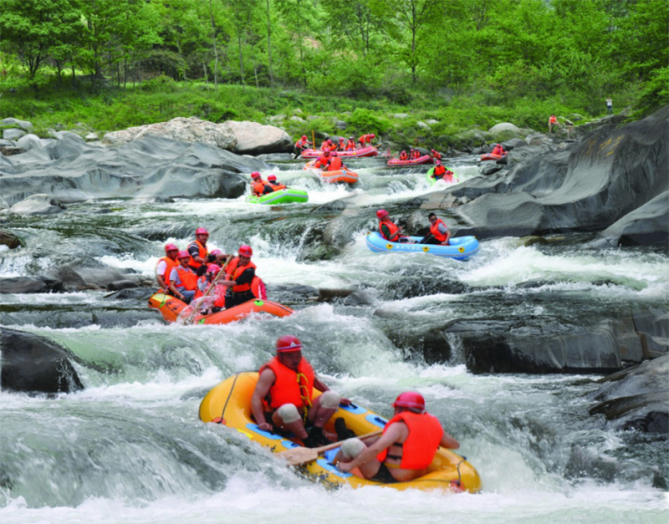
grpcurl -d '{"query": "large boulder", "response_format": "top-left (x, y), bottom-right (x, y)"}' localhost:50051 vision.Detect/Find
top-left (488, 122), bottom-right (521, 139)
top-left (9, 194), bottom-right (65, 215)
top-left (0, 135), bottom-right (267, 206)
top-left (0, 328), bottom-right (84, 394)
top-left (0, 118), bottom-right (33, 131)
top-left (0, 277), bottom-right (48, 294)
top-left (589, 355), bottom-right (669, 433)
top-left (225, 121), bottom-right (293, 155)
top-left (102, 116), bottom-right (237, 150)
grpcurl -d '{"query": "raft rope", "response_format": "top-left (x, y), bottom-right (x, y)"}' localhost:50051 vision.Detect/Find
top-left (215, 372), bottom-right (241, 424)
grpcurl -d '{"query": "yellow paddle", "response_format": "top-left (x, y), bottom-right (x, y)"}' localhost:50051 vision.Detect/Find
top-left (177, 253), bottom-right (234, 325)
top-left (279, 429), bottom-right (382, 467)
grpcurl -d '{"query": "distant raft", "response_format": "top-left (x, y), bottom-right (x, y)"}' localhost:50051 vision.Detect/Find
top-left (480, 153), bottom-right (506, 162)
top-left (300, 146), bottom-right (378, 159)
top-left (148, 293), bottom-right (294, 324)
top-left (304, 161), bottom-right (359, 184)
top-left (387, 155), bottom-right (434, 167)
top-left (246, 188), bottom-right (309, 205)
top-left (200, 371), bottom-right (482, 493)
top-left (366, 232), bottom-right (479, 260)
top-left (426, 167), bottom-right (459, 185)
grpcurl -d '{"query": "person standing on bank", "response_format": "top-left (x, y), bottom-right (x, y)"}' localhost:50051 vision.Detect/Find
top-left (606, 97), bottom-right (613, 115)
top-left (420, 213), bottom-right (451, 245)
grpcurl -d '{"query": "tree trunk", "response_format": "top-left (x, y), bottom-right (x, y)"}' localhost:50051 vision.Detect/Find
top-left (209, 0), bottom-right (219, 89)
top-left (238, 32), bottom-right (245, 88)
top-left (266, 0), bottom-right (274, 88)
top-left (297, 0), bottom-right (306, 87)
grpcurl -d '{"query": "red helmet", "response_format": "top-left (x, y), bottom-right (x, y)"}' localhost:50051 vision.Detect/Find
top-left (324, 150), bottom-right (330, 156)
top-left (238, 244), bottom-right (253, 257)
top-left (177, 250), bottom-right (191, 260)
top-left (276, 335), bottom-right (302, 352)
top-left (210, 249), bottom-right (221, 256)
top-left (370, 134), bottom-right (376, 139)
top-left (164, 243), bottom-right (179, 253)
top-left (436, 160), bottom-right (441, 165)
top-left (251, 172), bottom-right (261, 179)
top-left (302, 135), bottom-right (307, 140)
top-left (268, 174), bottom-right (277, 182)
top-left (327, 139), bottom-right (333, 144)
top-left (376, 209), bottom-right (389, 220)
top-left (331, 151), bottom-right (338, 156)
top-left (392, 392), bottom-right (425, 413)
top-left (207, 264), bottom-right (220, 274)
top-left (196, 227), bottom-right (209, 235)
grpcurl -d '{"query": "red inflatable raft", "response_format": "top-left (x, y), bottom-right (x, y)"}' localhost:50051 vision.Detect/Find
top-left (480, 153), bottom-right (507, 162)
top-left (387, 155), bottom-right (434, 167)
top-left (148, 292), bottom-right (294, 325)
top-left (300, 146), bottom-right (378, 159)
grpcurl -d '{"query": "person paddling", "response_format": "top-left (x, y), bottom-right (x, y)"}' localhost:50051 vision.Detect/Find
top-left (377, 209), bottom-right (411, 243)
top-left (334, 392), bottom-right (459, 483)
top-left (251, 172), bottom-right (274, 196)
top-left (399, 150), bottom-right (408, 161)
top-left (345, 137), bottom-right (356, 151)
top-left (169, 251), bottom-right (199, 303)
top-left (267, 174), bottom-right (286, 191)
top-left (431, 162), bottom-right (454, 183)
top-left (420, 213), bottom-right (451, 245)
top-left (156, 243), bottom-right (180, 293)
top-left (251, 336), bottom-right (351, 448)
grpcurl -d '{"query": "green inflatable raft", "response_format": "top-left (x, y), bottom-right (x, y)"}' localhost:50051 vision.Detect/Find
top-left (246, 188), bottom-right (309, 205)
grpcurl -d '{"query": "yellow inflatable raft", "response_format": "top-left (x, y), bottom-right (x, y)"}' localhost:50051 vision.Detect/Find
top-left (200, 372), bottom-right (482, 492)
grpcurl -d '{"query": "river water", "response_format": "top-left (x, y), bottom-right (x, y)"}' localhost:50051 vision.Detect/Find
top-left (1, 157), bottom-right (667, 523)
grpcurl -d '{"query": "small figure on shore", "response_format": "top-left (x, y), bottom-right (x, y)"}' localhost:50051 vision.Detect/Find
top-left (606, 97), bottom-right (613, 115)
top-left (565, 119), bottom-right (574, 139)
top-left (548, 114), bottom-right (559, 134)
top-left (293, 135), bottom-right (311, 158)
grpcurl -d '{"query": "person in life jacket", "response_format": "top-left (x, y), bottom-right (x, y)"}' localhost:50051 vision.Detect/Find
top-left (156, 243), bottom-right (180, 293)
top-left (411, 149), bottom-right (421, 160)
top-left (345, 137), bottom-right (356, 151)
top-left (358, 133), bottom-right (375, 147)
top-left (267, 174), bottom-right (286, 191)
top-left (251, 171), bottom-right (274, 197)
top-left (325, 150), bottom-right (343, 171)
top-left (169, 251), bottom-right (199, 303)
top-left (218, 244), bottom-right (264, 309)
top-left (377, 209), bottom-right (410, 243)
top-left (420, 212), bottom-right (451, 245)
top-left (251, 336), bottom-right (351, 448)
top-left (314, 149), bottom-right (331, 169)
top-left (399, 150), bottom-right (408, 161)
top-left (293, 135), bottom-right (311, 158)
top-left (338, 137), bottom-right (346, 150)
top-left (430, 149), bottom-right (442, 161)
top-left (548, 114), bottom-right (559, 134)
top-left (334, 391), bottom-right (459, 483)
top-left (431, 161), bottom-right (454, 183)
top-left (188, 228), bottom-right (210, 271)
top-left (491, 143), bottom-right (505, 156)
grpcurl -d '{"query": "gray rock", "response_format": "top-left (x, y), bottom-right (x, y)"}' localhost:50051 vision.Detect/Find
top-left (1, 118), bottom-right (33, 131)
top-left (335, 120), bottom-right (348, 130)
top-left (3, 128), bottom-right (26, 140)
top-left (426, 119), bottom-right (439, 125)
top-left (290, 116), bottom-right (305, 123)
top-left (0, 277), bottom-right (48, 294)
top-left (500, 137), bottom-right (527, 150)
top-left (488, 122), bottom-right (520, 135)
top-left (417, 121), bottom-right (430, 129)
top-left (306, 115), bottom-right (319, 121)
top-left (481, 164), bottom-right (504, 176)
top-left (269, 115), bottom-right (286, 122)
top-left (393, 113), bottom-right (410, 119)
top-left (106, 280), bottom-right (140, 291)
top-left (85, 132), bottom-right (99, 141)
top-left (9, 194), bottom-right (65, 215)
top-left (16, 133), bottom-right (43, 151)
top-left (0, 230), bottom-right (23, 249)
top-left (225, 120), bottom-right (293, 155)
top-left (525, 132), bottom-right (551, 146)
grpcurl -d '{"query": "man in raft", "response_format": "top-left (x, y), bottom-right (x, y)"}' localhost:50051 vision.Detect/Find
top-left (188, 228), bottom-right (210, 272)
top-left (430, 149), bottom-right (442, 161)
top-left (251, 335), bottom-right (350, 448)
top-left (293, 135), bottom-right (311, 158)
top-left (156, 243), bottom-right (180, 293)
top-left (267, 174), bottom-right (286, 191)
top-left (314, 149), bottom-right (332, 169)
top-left (491, 143), bottom-right (506, 156)
top-left (169, 251), bottom-right (199, 303)
top-left (399, 150), bottom-right (408, 161)
top-left (251, 172), bottom-right (274, 196)
top-left (358, 133), bottom-right (375, 148)
top-left (345, 137), bottom-right (356, 151)
top-left (219, 244), bottom-right (265, 309)
top-left (377, 209), bottom-right (411, 243)
top-left (335, 392), bottom-right (459, 483)
top-left (431, 161), bottom-right (454, 183)
top-left (420, 212), bottom-right (451, 245)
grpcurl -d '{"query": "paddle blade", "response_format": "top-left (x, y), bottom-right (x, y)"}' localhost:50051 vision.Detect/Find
top-left (280, 447), bottom-right (319, 466)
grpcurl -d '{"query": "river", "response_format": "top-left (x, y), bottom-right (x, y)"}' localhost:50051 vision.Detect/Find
top-left (1, 156), bottom-right (667, 523)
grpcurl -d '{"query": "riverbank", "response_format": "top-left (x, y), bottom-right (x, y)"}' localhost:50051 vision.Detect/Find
top-left (0, 80), bottom-right (598, 150)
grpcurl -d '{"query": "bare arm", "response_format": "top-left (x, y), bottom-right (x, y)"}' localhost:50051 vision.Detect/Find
top-left (251, 369), bottom-right (276, 432)
top-left (338, 423), bottom-right (405, 472)
top-left (314, 376), bottom-right (351, 406)
top-left (440, 430), bottom-right (460, 449)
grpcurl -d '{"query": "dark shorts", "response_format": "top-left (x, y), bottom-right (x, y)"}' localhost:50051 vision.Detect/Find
top-left (370, 463), bottom-right (398, 484)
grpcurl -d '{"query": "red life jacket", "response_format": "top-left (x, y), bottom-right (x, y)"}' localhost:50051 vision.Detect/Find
top-left (226, 257), bottom-right (257, 293)
top-left (253, 180), bottom-right (273, 196)
top-left (268, 182), bottom-right (287, 191)
top-left (327, 157), bottom-right (342, 171)
top-left (156, 256), bottom-right (178, 282)
top-left (434, 164), bottom-right (446, 177)
top-left (430, 218), bottom-right (448, 243)
top-left (173, 265), bottom-right (198, 291)
top-left (251, 276), bottom-right (267, 299)
top-left (379, 220), bottom-right (400, 242)
top-left (549, 116), bottom-right (557, 124)
top-left (259, 356), bottom-right (315, 411)
top-left (345, 140), bottom-right (356, 150)
top-left (295, 138), bottom-right (308, 148)
top-left (492, 146), bottom-right (504, 156)
top-left (188, 240), bottom-right (208, 270)
top-left (399, 152), bottom-right (408, 160)
top-left (433, 151), bottom-right (442, 160)
top-left (314, 155), bottom-right (330, 168)
top-left (376, 411), bottom-right (444, 470)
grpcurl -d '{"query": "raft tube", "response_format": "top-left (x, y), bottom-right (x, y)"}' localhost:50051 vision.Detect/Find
top-left (426, 167), bottom-right (458, 186)
top-left (148, 293), bottom-right (294, 324)
top-left (480, 153), bottom-right (506, 162)
top-left (246, 188), bottom-right (309, 205)
top-left (365, 232), bottom-right (479, 260)
top-left (301, 146), bottom-right (378, 159)
top-left (304, 161), bottom-right (359, 184)
top-left (199, 372), bottom-right (482, 493)
top-left (387, 155), bottom-right (434, 167)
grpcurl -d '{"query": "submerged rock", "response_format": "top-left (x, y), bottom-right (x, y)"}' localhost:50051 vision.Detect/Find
top-left (9, 194), bottom-right (65, 215)
top-left (0, 328), bottom-right (84, 394)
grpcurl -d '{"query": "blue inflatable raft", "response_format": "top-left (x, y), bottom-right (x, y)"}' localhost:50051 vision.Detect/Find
top-left (365, 232), bottom-right (479, 260)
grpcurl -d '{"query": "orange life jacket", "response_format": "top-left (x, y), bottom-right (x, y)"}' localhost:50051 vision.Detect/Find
top-left (492, 146), bottom-right (504, 156)
top-left (433, 151), bottom-right (442, 160)
top-left (259, 356), bottom-right (315, 411)
top-left (358, 134), bottom-right (369, 144)
top-left (268, 182), bottom-right (286, 191)
top-left (314, 156), bottom-right (330, 168)
top-left (327, 157), bottom-right (342, 171)
top-left (399, 152), bottom-right (408, 160)
top-left (345, 140), bottom-right (356, 151)
top-left (253, 180), bottom-right (273, 196)
top-left (430, 218), bottom-right (448, 243)
top-left (379, 220), bottom-right (400, 242)
top-left (188, 240), bottom-right (208, 270)
top-left (172, 265), bottom-right (198, 291)
top-left (434, 164), bottom-right (446, 177)
top-left (295, 138), bottom-right (308, 148)
top-left (226, 257), bottom-right (257, 293)
top-left (156, 256), bottom-right (178, 282)
top-left (376, 411), bottom-right (444, 470)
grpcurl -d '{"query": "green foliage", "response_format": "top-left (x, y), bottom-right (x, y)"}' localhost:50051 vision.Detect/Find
top-left (635, 66), bottom-right (669, 118)
top-left (346, 108), bottom-right (391, 135)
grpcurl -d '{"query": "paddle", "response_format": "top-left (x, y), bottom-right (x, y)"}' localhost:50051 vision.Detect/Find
top-left (279, 429), bottom-right (382, 467)
top-left (177, 253), bottom-right (234, 325)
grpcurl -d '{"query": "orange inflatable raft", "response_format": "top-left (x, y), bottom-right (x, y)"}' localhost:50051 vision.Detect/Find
top-left (304, 161), bottom-right (359, 184)
top-left (148, 292), bottom-right (294, 325)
